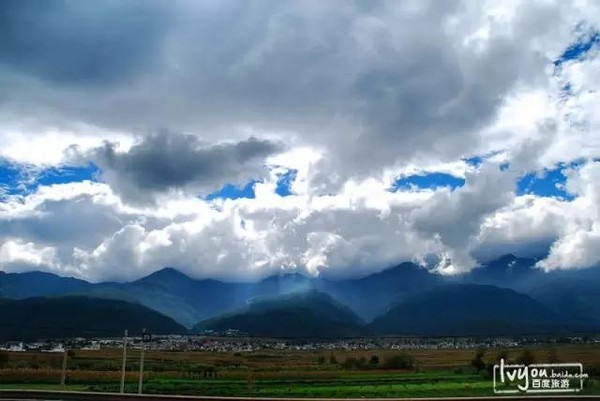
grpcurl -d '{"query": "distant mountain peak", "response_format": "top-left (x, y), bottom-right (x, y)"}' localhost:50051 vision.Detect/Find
top-left (3, 270), bottom-right (69, 279)
top-left (138, 267), bottom-right (193, 283)
top-left (194, 288), bottom-right (365, 338)
top-left (496, 253), bottom-right (518, 263)
top-left (362, 261), bottom-right (437, 283)
top-left (260, 271), bottom-right (311, 283)
top-left (494, 256), bottom-right (536, 271)
top-left (460, 254), bottom-right (540, 289)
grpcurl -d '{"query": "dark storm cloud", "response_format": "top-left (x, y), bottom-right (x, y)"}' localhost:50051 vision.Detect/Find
top-left (0, 0), bottom-right (568, 189)
top-left (88, 132), bottom-right (284, 202)
top-left (0, 0), bottom-right (169, 86)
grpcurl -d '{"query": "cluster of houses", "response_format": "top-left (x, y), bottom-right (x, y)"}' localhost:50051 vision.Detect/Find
top-left (1, 334), bottom-right (597, 353)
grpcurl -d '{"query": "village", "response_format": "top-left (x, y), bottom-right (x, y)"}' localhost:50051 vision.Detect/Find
top-left (1, 334), bottom-right (597, 354)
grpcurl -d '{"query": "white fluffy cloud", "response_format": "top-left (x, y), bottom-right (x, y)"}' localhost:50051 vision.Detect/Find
top-left (0, 175), bottom-right (436, 281)
top-left (0, 240), bottom-right (58, 273)
top-left (410, 164), bottom-right (517, 273)
top-left (537, 161), bottom-right (600, 270)
top-left (0, 160), bottom-right (596, 282)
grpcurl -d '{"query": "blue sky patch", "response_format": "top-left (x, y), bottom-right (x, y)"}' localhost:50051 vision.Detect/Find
top-left (554, 27), bottom-right (599, 67)
top-left (275, 169), bottom-right (297, 197)
top-left (516, 163), bottom-right (580, 200)
top-left (206, 180), bottom-right (258, 201)
top-left (206, 168), bottom-right (299, 200)
top-left (0, 159), bottom-right (98, 197)
top-left (463, 150), bottom-right (503, 168)
top-left (36, 164), bottom-right (99, 187)
top-left (391, 172), bottom-right (465, 192)
top-left (464, 155), bottom-right (483, 167)
top-left (0, 161), bottom-right (24, 196)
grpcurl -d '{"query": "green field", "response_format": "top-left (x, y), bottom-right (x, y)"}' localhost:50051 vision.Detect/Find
top-left (1, 344), bottom-right (599, 398)
top-left (90, 373), bottom-right (494, 398)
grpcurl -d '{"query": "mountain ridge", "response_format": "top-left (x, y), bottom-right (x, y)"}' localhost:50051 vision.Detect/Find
top-left (193, 290), bottom-right (366, 338)
top-left (2, 255), bottom-right (599, 334)
top-left (368, 283), bottom-right (575, 336)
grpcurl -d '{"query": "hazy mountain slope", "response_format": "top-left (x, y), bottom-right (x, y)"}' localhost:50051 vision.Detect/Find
top-left (0, 271), bottom-right (92, 298)
top-left (369, 284), bottom-right (578, 336)
top-left (82, 268), bottom-right (257, 327)
top-left (2, 255), bottom-right (599, 330)
top-left (80, 282), bottom-right (201, 329)
top-left (193, 290), bottom-right (365, 338)
top-left (458, 254), bottom-right (542, 289)
top-left (0, 268), bottom-right (322, 327)
top-left (460, 256), bottom-right (600, 326)
top-left (0, 296), bottom-right (187, 340)
top-left (526, 277), bottom-right (600, 325)
top-left (316, 262), bottom-right (441, 320)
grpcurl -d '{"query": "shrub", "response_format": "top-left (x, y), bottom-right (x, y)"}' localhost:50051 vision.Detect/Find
top-left (341, 357), bottom-right (368, 370)
top-left (516, 349), bottom-right (536, 366)
top-left (382, 353), bottom-right (414, 370)
top-left (586, 363), bottom-right (600, 378)
top-left (471, 348), bottom-right (486, 371)
top-left (479, 369), bottom-right (491, 380)
top-left (547, 348), bottom-right (560, 363)
top-left (495, 349), bottom-right (509, 363)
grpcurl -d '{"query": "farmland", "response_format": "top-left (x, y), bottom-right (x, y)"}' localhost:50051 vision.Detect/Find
top-left (1, 344), bottom-right (599, 398)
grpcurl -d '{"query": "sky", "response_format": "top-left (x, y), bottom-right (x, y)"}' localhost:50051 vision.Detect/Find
top-left (1, 0), bottom-right (600, 282)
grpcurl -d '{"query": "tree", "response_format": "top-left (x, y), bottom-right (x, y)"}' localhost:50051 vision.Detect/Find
top-left (329, 352), bottom-right (337, 364)
top-left (382, 353), bottom-right (415, 370)
top-left (495, 349), bottom-right (509, 363)
top-left (342, 357), bottom-right (357, 370)
top-left (317, 355), bottom-right (326, 365)
top-left (547, 348), bottom-right (560, 363)
top-left (471, 348), bottom-right (486, 371)
top-left (342, 357), bottom-right (368, 370)
top-left (369, 354), bottom-right (380, 367)
top-left (0, 352), bottom-right (8, 369)
top-left (516, 349), bottom-right (536, 365)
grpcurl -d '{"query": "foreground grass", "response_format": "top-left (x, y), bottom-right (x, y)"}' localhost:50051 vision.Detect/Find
top-left (1, 375), bottom-right (599, 398)
top-left (0, 383), bottom-right (87, 391)
top-left (0, 377), bottom-right (497, 398)
top-left (101, 376), bottom-right (600, 398)
top-left (2, 377), bottom-right (598, 398)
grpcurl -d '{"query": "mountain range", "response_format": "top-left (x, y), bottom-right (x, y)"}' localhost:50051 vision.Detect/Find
top-left (1, 254), bottom-right (599, 339)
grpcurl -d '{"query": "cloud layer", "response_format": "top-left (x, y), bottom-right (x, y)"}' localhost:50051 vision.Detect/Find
top-left (0, 0), bottom-right (600, 281)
